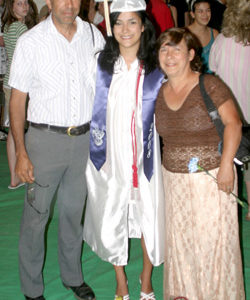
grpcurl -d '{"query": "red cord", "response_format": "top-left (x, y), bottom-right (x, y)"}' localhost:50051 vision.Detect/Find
top-left (131, 62), bottom-right (143, 188)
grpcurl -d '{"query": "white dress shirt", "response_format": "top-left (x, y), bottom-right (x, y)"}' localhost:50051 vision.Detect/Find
top-left (9, 15), bottom-right (105, 126)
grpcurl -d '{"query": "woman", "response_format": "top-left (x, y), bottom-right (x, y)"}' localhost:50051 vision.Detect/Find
top-left (155, 27), bottom-right (245, 299)
top-left (83, 0), bottom-right (165, 299)
top-left (209, 0), bottom-right (250, 221)
top-left (2, 0), bottom-right (29, 189)
top-left (188, 0), bottom-right (218, 73)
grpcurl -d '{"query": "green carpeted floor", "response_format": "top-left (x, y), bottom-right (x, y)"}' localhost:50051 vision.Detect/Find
top-left (0, 140), bottom-right (249, 300)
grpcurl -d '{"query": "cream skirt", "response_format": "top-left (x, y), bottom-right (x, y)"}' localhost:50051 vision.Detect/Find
top-left (162, 167), bottom-right (245, 300)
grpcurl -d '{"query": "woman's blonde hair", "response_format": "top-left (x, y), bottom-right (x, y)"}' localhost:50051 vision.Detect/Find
top-left (222, 0), bottom-right (250, 45)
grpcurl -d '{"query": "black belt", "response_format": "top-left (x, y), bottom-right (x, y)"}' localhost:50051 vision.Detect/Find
top-left (29, 122), bottom-right (90, 136)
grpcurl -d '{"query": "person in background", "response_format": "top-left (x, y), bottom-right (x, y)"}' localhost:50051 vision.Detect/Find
top-left (168, 0), bottom-right (190, 27)
top-left (146, 0), bottom-right (174, 37)
top-left (155, 27), bottom-right (245, 300)
top-left (9, 0), bottom-right (104, 298)
top-left (0, 0), bottom-right (8, 142)
top-left (0, 0), bottom-right (7, 76)
top-left (88, 0), bottom-right (112, 38)
top-left (2, 0), bottom-right (29, 189)
top-left (78, 0), bottom-right (91, 21)
top-left (38, 4), bottom-right (49, 22)
top-left (188, 0), bottom-right (218, 73)
top-left (168, 1), bottom-right (177, 27)
top-left (88, 0), bottom-right (104, 25)
top-left (25, 0), bottom-right (38, 29)
top-left (208, 0), bottom-right (226, 32)
top-left (209, 0), bottom-right (250, 221)
top-left (83, 0), bottom-right (165, 299)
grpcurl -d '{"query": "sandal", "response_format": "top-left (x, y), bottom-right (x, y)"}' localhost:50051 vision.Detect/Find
top-left (139, 277), bottom-right (155, 300)
top-left (140, 291), bottom-right (156, 300)
top-left (8, 182), bottom-right (25, 190)
top-left (115, 295), bottom-right (130, 300)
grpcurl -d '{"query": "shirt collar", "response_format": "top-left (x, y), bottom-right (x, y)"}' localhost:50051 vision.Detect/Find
top-left (45, 14), bottom-right (83, 42)
top-left (114, 56), bottom-right (140, 73)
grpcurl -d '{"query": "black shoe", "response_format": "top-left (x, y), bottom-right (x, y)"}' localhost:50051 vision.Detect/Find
top-left (63, 282), bottom-right (95, 300)
top-left (25, 296), bottom-right (45, 300)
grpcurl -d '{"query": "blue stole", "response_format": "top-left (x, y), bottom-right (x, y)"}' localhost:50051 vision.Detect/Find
top-left (90, 60), bottom-right (164, 181)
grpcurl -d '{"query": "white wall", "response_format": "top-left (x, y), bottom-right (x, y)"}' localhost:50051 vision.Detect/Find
top-left (33, 0), bottom-right (46, 12)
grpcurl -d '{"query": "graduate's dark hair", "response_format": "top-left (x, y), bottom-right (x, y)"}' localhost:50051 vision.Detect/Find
top-left (98, 11), bottom-right (157, 75)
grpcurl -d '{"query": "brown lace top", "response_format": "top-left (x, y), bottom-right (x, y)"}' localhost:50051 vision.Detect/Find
top-left (155, 74), bottom-right (232, 173)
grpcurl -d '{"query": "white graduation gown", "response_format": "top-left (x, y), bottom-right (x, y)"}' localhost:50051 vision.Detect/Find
top-left (83, 57), bottom-right (165, 266)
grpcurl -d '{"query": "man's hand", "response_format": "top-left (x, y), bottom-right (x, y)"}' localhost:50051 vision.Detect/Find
top-left (15, 151), bottom-right (34, 183)
top-left (10, 88), bottom-right (32, 181)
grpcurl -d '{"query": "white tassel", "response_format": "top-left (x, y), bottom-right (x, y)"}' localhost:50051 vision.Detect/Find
top-left (104, 0), bottom-right (112, 36)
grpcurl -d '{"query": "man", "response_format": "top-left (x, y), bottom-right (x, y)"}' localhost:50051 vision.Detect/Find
top-left (9, 0), bottom-right (104, 299)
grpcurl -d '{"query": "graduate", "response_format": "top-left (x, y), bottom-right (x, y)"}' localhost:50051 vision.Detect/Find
top-left (83, 0), bottom-right (165, 299)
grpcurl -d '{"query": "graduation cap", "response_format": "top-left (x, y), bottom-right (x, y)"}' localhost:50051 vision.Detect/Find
top-left (110, 0), bottom-right (146, 13)
top-left (101, 0), bottom-right (146, 36)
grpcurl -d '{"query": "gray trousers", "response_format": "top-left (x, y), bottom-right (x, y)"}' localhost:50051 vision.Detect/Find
top-left (19, 127), bottom-right (89, 297)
